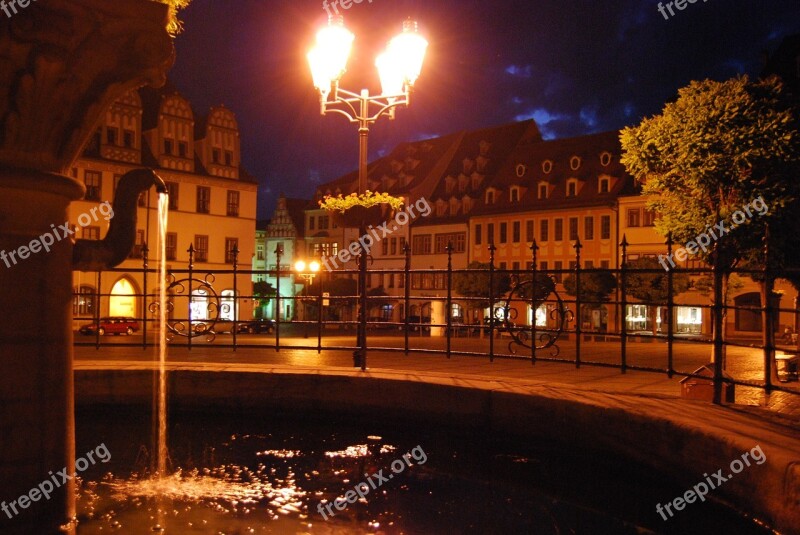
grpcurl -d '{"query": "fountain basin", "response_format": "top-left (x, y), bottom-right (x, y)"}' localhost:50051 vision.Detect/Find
top-left (74, 364), bottom-right (800, 534)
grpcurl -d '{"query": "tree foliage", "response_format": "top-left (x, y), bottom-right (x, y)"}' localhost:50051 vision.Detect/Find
top-left (453, 261), bottom-right (511, 308)
top-left (620, 75), bottom-right (800, 270)
top-left (563, 269), bottom-right (618, 305)
top-left (625, 257), bottom-right (691, 303)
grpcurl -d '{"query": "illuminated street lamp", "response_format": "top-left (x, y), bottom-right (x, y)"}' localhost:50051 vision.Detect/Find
top-left (307, 15), bottom-right (428, 369)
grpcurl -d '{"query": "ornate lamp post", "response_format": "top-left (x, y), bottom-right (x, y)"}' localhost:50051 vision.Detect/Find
top-left (307, 15), bottom-right (427, 369)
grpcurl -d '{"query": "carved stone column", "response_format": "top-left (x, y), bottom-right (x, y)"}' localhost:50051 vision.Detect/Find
top-left (0, 1), bottom-right (173, 533)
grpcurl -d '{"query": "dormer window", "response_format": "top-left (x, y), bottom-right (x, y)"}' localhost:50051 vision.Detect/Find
top-left (510, 187), bottom-right (520, 203)
top-left (486, 189), bottom-right (495, 205)
top-left (599, 177), bottom-right (610, 193)
top-left (566, 179), bottom-right (578, 197)
top-left (538, 182), bottom-right (549, 200)
top-left (515, 164), bottom-right (527, 178)
top-left (164, 139), bottom-right (174, 155)
top-left (600, 152), bottom-right (612, 167)
top-left (570, 156), bottom-right (581, 171)
top-left (542, 160), bottom-right (553, 174)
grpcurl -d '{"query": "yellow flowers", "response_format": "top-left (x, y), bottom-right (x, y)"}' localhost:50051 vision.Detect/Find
top-left (318, 190), bottom-right (404, 213)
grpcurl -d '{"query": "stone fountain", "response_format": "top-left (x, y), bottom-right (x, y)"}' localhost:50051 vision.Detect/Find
top-left (0, 1), bottom-right (174, 533)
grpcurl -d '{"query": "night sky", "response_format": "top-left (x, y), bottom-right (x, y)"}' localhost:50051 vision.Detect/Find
top-left (169, 0), bottom-right (800, 219)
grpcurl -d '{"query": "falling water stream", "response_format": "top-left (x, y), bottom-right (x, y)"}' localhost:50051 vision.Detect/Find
top-left (155, 192), bottom-right (169, 532)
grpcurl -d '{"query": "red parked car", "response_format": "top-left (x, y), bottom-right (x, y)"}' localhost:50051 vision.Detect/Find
top-left (79, 317), bottom-right (140, 336)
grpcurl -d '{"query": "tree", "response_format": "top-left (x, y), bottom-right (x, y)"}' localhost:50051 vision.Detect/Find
top-left (624, 257), bottom-right (690, 335)
top-left (453, 262), bottom-right (511, 320)
top-left (620, 76), bottom-right (800, 272)
top-left (563, 270), bottom-right (617, 305)
top-left (620, 75), bottom-right (800, 346)
top-left (252, 281), bottom-right (275, 319)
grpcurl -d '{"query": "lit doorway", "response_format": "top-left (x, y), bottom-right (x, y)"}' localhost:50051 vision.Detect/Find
top-left (109, 278), bottom-right (137, 317)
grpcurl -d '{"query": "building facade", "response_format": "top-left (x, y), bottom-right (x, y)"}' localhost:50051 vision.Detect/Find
top-left (70, 84), bottom-right (258, 331)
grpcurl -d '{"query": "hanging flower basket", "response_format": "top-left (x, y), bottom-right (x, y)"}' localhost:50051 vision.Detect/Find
top-left (319, 191), bottom-right (404, 229)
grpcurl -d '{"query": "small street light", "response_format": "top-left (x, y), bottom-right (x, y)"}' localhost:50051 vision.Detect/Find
top-left (294, 260), bottom-right (321, 338)
top-left (307, 15), bottom-right (428, 369)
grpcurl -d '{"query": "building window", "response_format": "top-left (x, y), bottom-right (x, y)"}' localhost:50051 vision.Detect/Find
top-left (599, 177), bottom-right (610, 193)
top-left (166, 182), bottom-right (179, 210)
top-left (538, 183), bottom-right (548, 199)
top-left (554, 218), bottom-right (563, 241)
top-left (569, 217), bottom-right (578, 241)
top-left (309, 216), bottom-right (315, 231)
top-left (584, 217), bottom-right (594, 240)
top-left (601, 215), bottom-right (611, 239)
top-left (570, 156), bottom-right (581, 170)
top-left (475, 224), bottom-right (482, 245)
top-left (487, 223), bottom-right (495, 245)
top-left (212, 148), bottom-right (221, 163)
top-left (196, 186), bottom-right (211, 214)
top-left (319, 215), bottom-right (330, 229)
top-left (225, 151), bottom-right (234, 166)
top-left (194, 235), bottom-right (209, 262)
top-left (225, 238), bottom-right (238, 264)
top-left (106, 128), bottom-right (118, 145)
top-left (390, 238), bottom-right (397, 256)
top-left (526, 220), bottom-right (534, 242)
top-left (123, 130), bottom-right (135, 148)
top-left (512, 221), bottom-right (521, 243)
top-left (382, 239), bottom-right (389, 256)
top-left (600, 152), bottom-right (612, 166)
top-left (412, 234), bottom-right (432, 255)
top-left (164, 138), bottom-right (174, 155)
top-left (643, 209), bottom-right (657, 227)
top-left (84, 171), bottom-right (101, 201)
top-left (499, 222), bottom-right (507, 244)
top-left (486, 190), bottom-right (495, 204)
top-left (83, 226), bottom-right (100, 240)
top-left (435, 233), bottom-right (466, 254)
top-left (226, 190), bottom-right (240, 217)
top-left (399, 237), bottom-right (406, 254)
top-left (129, 229), bottom-right (144, 259)
top-left (627, 208), bottom-right (641, 227)
top-left (566, 180), bottom-right (577, 197)
top-left (138, 191), bottom-right (147, 207)
top-left (178, 141), bottom-right (188, 158)
top-left (540, 219), bottom-right (549, 242)
top-left (510, 187), bottom-right (519, 202)
top-left (542, 160), bottom-right (552, 174)
top-left (73, 286), bottom-right (96, 317)
top-left (554, 261), bottom-right (563, 283)
top-left (166, 232), bottom-right (177, 261)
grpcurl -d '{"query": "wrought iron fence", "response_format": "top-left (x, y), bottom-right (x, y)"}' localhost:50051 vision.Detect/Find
top-left (73, 239), bottom-right (800, 404)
